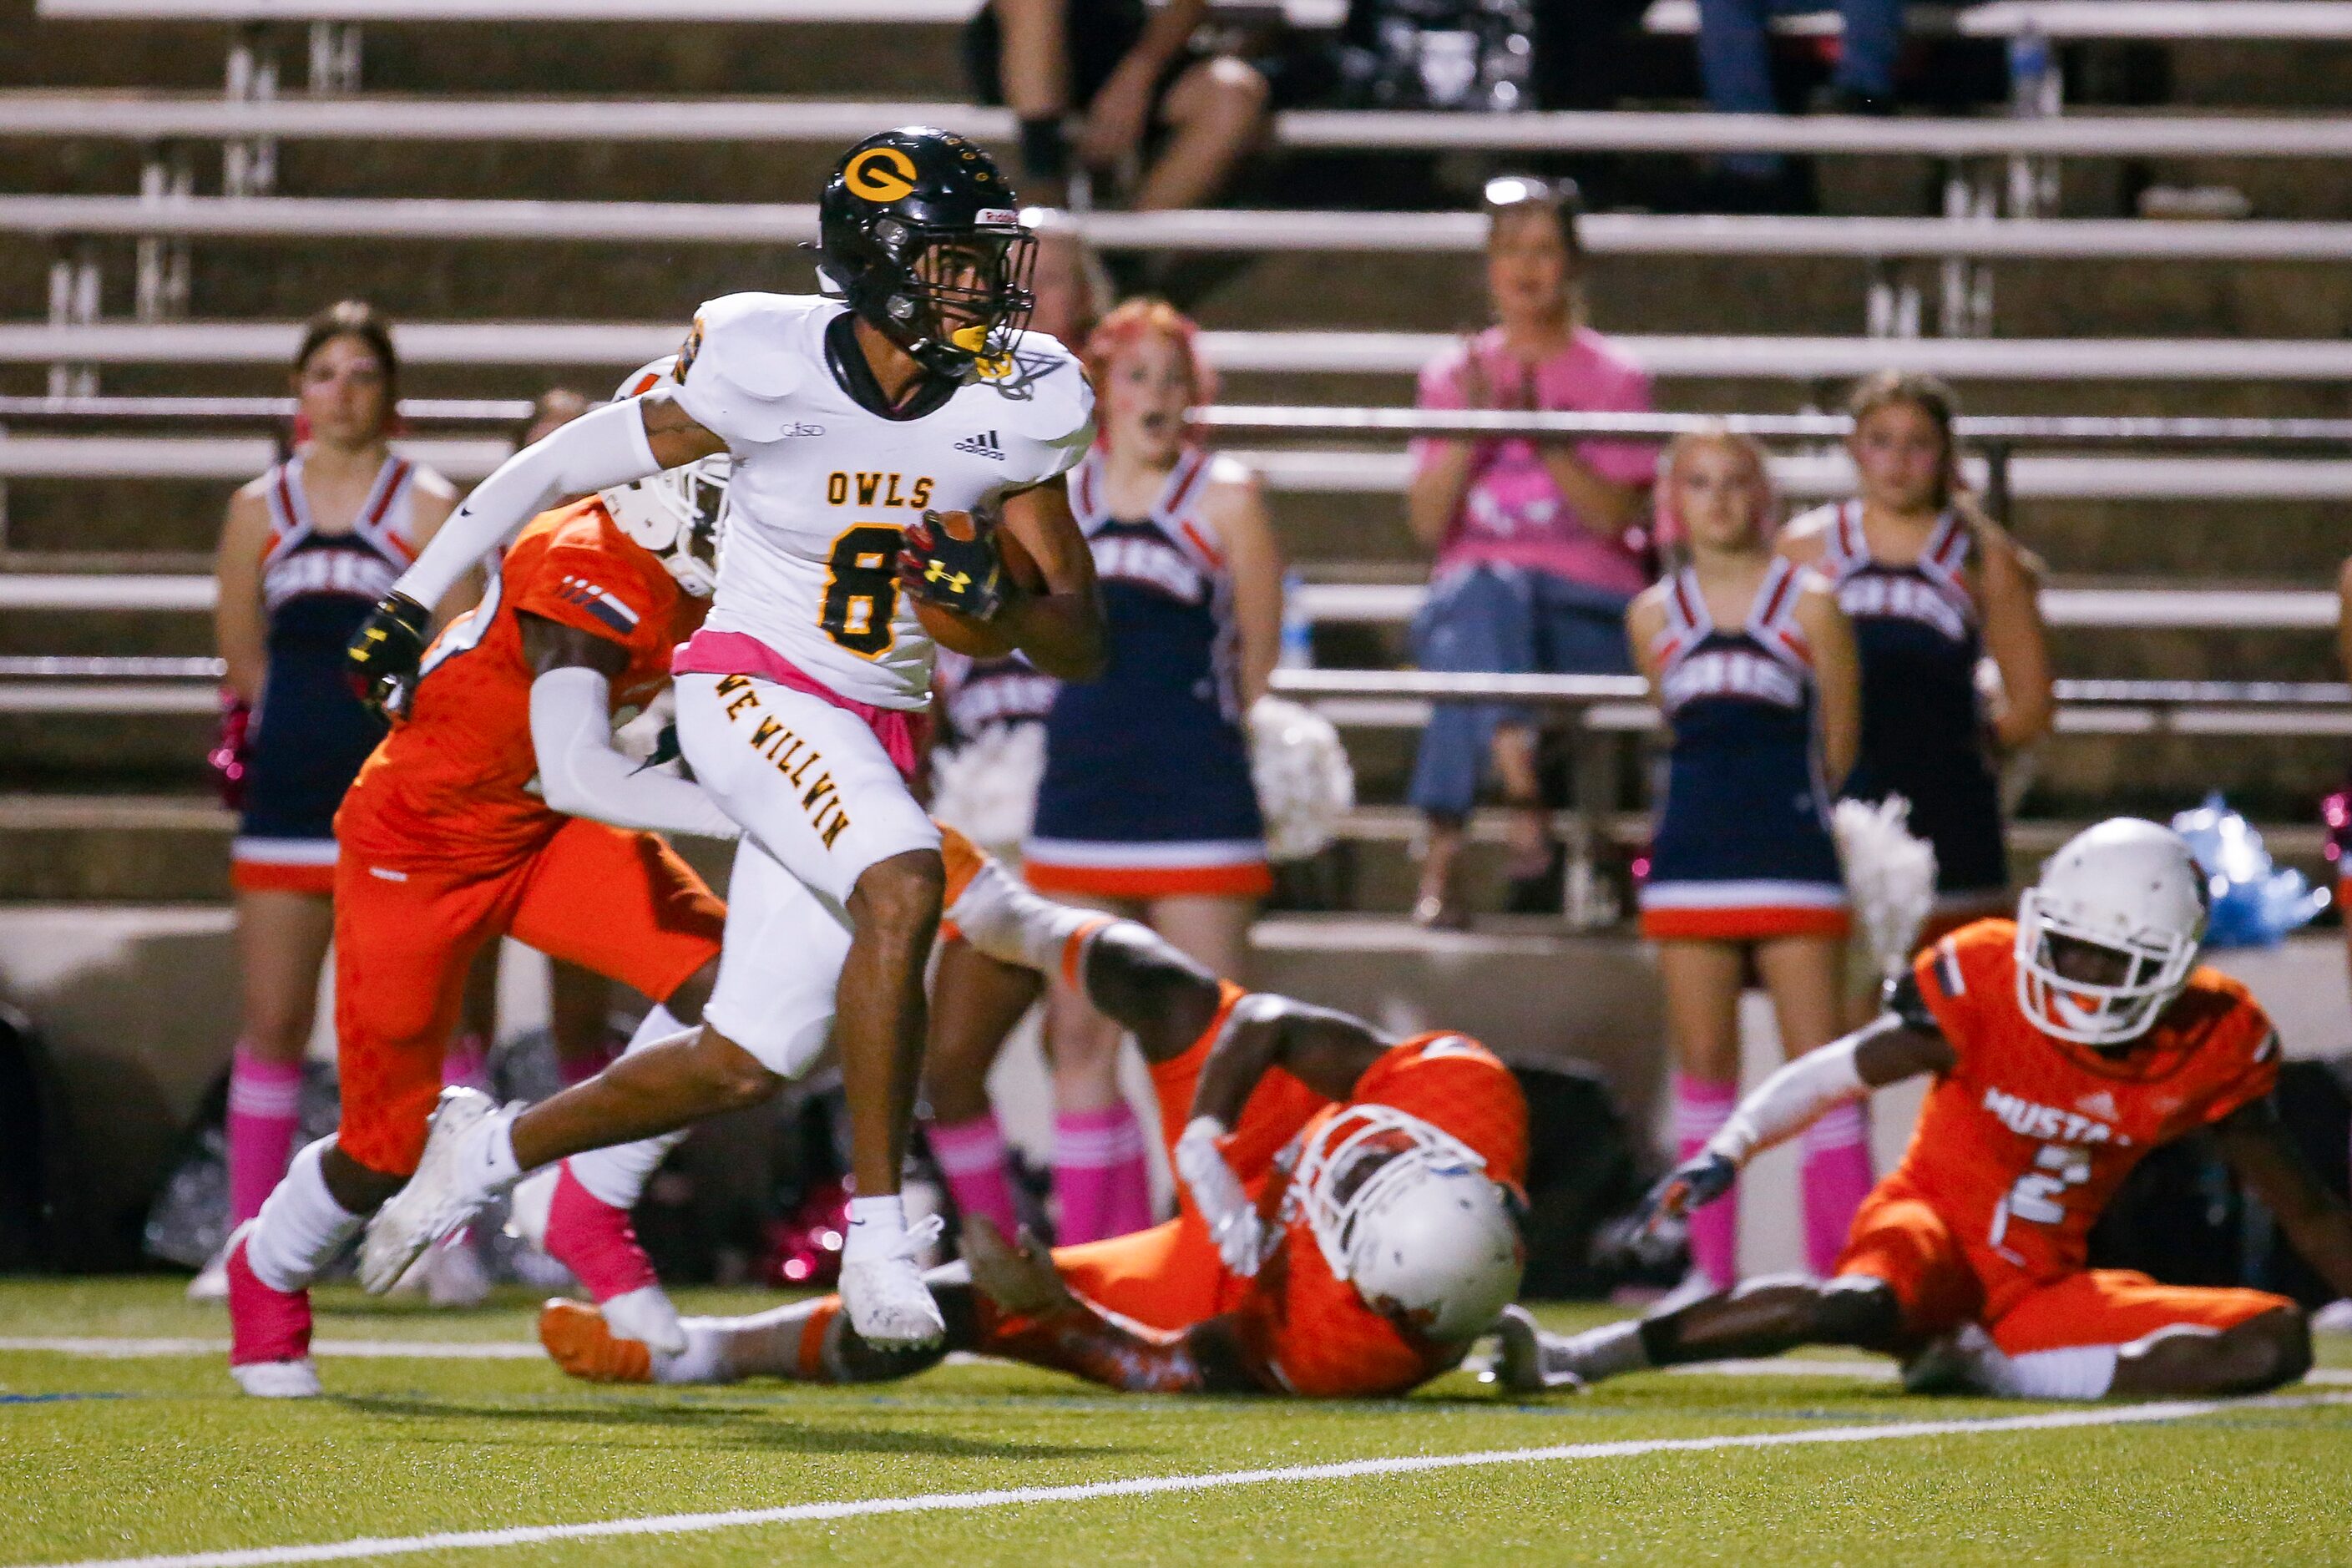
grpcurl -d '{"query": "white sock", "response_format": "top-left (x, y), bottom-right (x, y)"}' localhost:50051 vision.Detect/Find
top-left (243, 1137), bottom-right (365, 1294)
top-left (653, 1320), bottom-right (729, 1385)
top-left (842, 1193), bottom-right (908, 1265)
top-left (1980, 1342), bottom-right (2119, 1400)
top-left (568, 1134), bottom-right (685, 1210)
top-left (1571, 1321), bottom-right (1654, 1380)
top-left (464, 1110), bottom-right (524, 1197)
top-left (553, 1004), bottom-right (694, 1208)
top-left (945, 859), bottom-right (1105, 976)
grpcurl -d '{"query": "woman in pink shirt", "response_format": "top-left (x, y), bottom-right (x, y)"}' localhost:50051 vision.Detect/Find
top-left (1404, 177), bottom-right (1657, 926)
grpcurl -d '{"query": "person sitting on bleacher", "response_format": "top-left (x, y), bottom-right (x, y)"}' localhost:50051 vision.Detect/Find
top-left (967, 0), bottom-right (1271, 212)
top-left (1696, 0), bottom-right (1904, 210)
top-left (1404, 176), bottom-right (1657, 929)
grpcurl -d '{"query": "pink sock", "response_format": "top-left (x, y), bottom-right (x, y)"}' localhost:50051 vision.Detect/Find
top-left (226, 1050), bottom-right (304, 1226)
top-left (441, 1032), bottom-right (490, 1093)
top-left (1674, 1073), bottom-right (1740, 1291)
top-left (1053, 1102), bottom-right (1151, 1246)
top-left (928, 1111), bottom-right (1020, 1242)
top-left (1801, 1101), bottom-right (1874, 1278)
top-left (544, 1163), bottom-right (659, 1302)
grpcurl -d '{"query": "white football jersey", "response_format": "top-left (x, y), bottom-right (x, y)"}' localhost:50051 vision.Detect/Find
top-left (669, 291), bottom-right (1094, 710)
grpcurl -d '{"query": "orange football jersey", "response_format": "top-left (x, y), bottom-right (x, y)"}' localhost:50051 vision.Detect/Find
top-left (1234, 1033), bottom-right (1530, 1398)
top-left (337, 500), bottom-right (708, 872)
top-left (1897, 918), bottom-right (2279, 1297)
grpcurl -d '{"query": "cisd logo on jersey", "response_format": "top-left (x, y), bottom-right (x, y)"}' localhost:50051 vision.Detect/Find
top-left (844, 147), bottom-right (919, 203)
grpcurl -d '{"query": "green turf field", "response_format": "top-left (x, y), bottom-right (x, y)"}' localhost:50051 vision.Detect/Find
top-left (3, 1279), bottom-right (2348, 1568)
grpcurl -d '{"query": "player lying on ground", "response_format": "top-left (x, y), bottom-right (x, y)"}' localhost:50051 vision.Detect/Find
top-left (226, 412), bottom-right (744, 1396)
top-left (346, 127), bottom-right (1105, 1349)
top-left (1498, 818), bottom-right (2352, 1401)
top-left (407, 842), bottom-right (1528, 1394)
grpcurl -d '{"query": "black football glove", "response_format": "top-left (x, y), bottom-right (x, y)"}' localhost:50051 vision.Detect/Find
top-left (1636, 1150), bottom-right (1737, 1237)
top-left (345, 589), bottom-right (432, 720)
top-left (898, 508), bottom-right (1007, 622)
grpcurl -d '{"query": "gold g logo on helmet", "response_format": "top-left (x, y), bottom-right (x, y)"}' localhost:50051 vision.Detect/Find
top-left (844, 147), bottom-right (920, 204)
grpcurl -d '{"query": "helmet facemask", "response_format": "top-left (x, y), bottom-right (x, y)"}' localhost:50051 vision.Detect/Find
top-left (2014, 889), bottom-right (2198, 1048)
top-left (599, 458), bottom-right (730, 598)
top-left (1292, 1105), bottom-right (1522, 1340)
top-left (866, 217), bottom-right (1036, 377)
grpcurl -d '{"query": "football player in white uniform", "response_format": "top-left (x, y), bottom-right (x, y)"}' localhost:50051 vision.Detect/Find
top-left (346, 128), bottom-right (1105, 1348)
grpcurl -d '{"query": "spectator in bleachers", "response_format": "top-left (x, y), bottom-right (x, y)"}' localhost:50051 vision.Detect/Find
top-left (1017, 300), bottom-right (1284, 1244)
top-left (968, 0), bottom-right (1271, 211)
top-left (1404, 176), bottom-right (1656, 929)
top-left (200, 301), bottom-right (459, 1300)
top-left (1025, 207), bottom-right (1118, 349)
top-left (1697, 0), bottom-right (1902, 207)
top-left (1631, 428), bottom-right (1863, 1288)
top-left (1780, 371), bottom-right (2052, 949)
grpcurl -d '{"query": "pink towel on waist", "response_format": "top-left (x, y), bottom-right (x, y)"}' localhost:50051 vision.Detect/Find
top-left (673, 629), bottom-right (929, 782)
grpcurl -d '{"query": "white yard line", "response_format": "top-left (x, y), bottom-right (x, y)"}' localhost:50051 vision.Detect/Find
top-left (19, 1394), bottom-right (2351, 1568)
top-left (0, 1338), bottom-right (540, 1360)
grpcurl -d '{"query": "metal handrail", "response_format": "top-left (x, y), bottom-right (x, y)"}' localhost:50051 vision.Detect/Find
top-left (1194, 407), bottom-right (2352, 448)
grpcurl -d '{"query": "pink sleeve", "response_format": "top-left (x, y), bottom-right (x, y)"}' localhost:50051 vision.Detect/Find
top-left (1409, 348), bottom-right (1469, 478)
top-left (1572, 349), bottom-right (1657, 488)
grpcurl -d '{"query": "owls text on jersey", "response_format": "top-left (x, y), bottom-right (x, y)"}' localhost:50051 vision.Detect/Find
top-left (667, 291), bottom-right (1095, 711)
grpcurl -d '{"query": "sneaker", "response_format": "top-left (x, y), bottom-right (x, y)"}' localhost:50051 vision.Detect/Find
top-left (1901, 1323), bottom-right (1996, 1395)
top-left (539, 1299), bottom-right (653, 1384)
top-left (838, 1214), bottom-right (947, 1349)
top-left (225, 1222), bottom-right (318, 1399)
top-left (358, 1087), bottom-right (502, 1293)
top-left (186, 1242), bottom-right (230, 1303)
top-left (1485, 1303), bottom-right (1589, 1395)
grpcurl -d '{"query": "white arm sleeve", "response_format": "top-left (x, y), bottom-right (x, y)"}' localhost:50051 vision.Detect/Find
top-left (1704, 1034), bottom-right (1869, 1167)
top-left (529, 667), bottom-right (741, 840)
top-left (392, 397), bottom-right (662, 608)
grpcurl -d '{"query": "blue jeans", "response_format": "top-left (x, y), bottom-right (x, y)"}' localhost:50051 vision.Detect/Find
top-left (1699, 0), bottom-right (1904, 175)
top-left (1407, 564), bottom-right (1636, 821)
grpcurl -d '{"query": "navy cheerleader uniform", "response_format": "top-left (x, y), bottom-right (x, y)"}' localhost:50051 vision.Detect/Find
top-left (230, 453), bottom-right (417, 893)
top-left (1639, 559), bottom-right (1849, 940)
top-left (1811, 501), bottom-right (2009, 918)
top-left (1026, 448), bottom-right (1272, 899)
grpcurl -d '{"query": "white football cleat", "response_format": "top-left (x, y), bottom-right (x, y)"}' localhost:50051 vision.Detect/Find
top-left (359, 1087), bottom-right (502, 1293)
top-left (1485, 1303), bottom-right (1588, 1395)
top-left (601, 1284), bottom-right (687, 1357)
top-left (839, 1215), bottom-right (947, 1350)
top-left (230, 1358), bottom-right (321, 1399)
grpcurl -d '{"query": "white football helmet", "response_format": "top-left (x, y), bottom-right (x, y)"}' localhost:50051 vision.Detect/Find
top-left (599, 358), bottom-right (731, 598)
top-left (2014, 817), bottom-right (2208, 1048)
top-left (1292, 1101), bottom-right (1523, 1342)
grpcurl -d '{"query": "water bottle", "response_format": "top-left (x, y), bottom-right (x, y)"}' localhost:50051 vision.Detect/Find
top-left (1279, 571), bottom-right (1314, 670)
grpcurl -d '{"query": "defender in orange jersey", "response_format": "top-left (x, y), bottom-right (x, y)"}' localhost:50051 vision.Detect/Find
top-left (226, 437), bottom-right (746, 1399)
top-left (539, 844), bottom-right (1530, 1398)
top-left (1503, 819), bottom-right (2352, 1402)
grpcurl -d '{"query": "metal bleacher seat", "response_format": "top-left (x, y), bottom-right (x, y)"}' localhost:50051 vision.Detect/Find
top-left (8, 195), bottom-right (2352, 260)
top-left (12, 321), bottom-right (2352, 381)
top-left (1638, 0), bottom-right (2352, 41)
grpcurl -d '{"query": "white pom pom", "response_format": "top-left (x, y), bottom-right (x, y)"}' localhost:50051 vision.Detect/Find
top-left (1248, 695), bottom-right (1356, 863)
top-left (1834, 795), bottom-right (1940, 983)
top-left (929, 721), bottom-right (1047, 864)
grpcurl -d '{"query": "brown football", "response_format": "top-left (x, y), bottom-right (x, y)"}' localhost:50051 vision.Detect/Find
top-left (916, 520), bottom-right (1044, 660)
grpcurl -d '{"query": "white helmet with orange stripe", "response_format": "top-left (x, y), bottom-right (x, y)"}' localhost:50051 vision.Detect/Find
top-left (599, 357), bottom-right (731, 598)
top-left (1292, 1098), bottom-right (1524, 1342)
top-left (2015, 817), bottom-right (2208, 1048)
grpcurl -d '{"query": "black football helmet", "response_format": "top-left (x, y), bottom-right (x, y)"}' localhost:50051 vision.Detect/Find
top-left (818, 127), bottom-right (1035, 378)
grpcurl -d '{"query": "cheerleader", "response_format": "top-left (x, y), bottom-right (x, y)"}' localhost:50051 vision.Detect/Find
top-left (199, 301), bottom-right (458, 1297)
top-left (1631, 428), bottom-right (1861, 1287)
top-left (1020, 298), bottom-right (1284, 1243)
top-left (1781, 372), bottom-right (2054, 943)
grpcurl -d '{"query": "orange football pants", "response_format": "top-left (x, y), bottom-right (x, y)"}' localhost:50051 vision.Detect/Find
top-left (331, 817), bottom-right (725, 1177)
top-left (1836, 1179), bottom-right (2291, 1357)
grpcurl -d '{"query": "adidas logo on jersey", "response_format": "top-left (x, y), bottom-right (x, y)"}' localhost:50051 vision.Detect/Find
top-left (954, 430), bottom-right (1006, 460)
